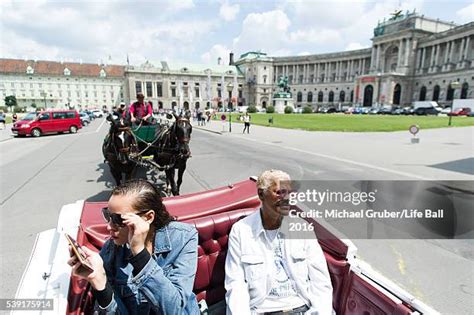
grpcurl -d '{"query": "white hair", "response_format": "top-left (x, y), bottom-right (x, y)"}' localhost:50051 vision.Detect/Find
top-left (257, 169), bottom-right (291, 192)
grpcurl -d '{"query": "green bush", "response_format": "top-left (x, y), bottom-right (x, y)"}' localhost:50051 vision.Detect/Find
top-left (247, 105), bottom-right (257, 113)
top-left (0, 106), bottom-right (7, 113)
top-left (13, 106), bottom-right (22, 113)
top-left (266, 105), bottom-right (275, 113)
top-left (284, 106), bottom-right (294, 114)
top-left (302, 106), bottom-right (313, 114)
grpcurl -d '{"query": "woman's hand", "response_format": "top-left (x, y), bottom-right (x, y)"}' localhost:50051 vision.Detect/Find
top-left (122, 213), bottom-right (150, 256)
top-left (67, 246), bottom-right (107, 291)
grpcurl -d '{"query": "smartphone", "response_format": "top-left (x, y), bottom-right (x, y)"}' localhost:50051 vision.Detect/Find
top-left (65, 233), bottom-right (94, 273)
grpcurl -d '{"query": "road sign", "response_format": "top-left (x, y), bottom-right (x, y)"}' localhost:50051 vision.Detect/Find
top-left (409, 125), bottom-right (419, 135)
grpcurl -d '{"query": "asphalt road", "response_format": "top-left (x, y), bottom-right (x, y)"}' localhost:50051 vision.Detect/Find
top-left (0, 119), bottom-right (472, 314)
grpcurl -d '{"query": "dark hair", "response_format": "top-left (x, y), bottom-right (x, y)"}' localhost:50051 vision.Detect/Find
top-left (111, 179), bottom-right (173, 230)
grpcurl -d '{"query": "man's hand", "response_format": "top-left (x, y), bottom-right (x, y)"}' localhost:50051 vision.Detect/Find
top-left (68, 246), bottom-right (107, 290)
top-left (122, 213), bottom-right (150, 256)
top-left (131, 116), bottom-right (137, 123)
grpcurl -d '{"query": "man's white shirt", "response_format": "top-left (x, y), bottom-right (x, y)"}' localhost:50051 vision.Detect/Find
top-left (224, 210), bottom-right (333, 315)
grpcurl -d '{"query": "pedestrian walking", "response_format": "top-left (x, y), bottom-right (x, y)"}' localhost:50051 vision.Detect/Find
top-left (242, 112), bottom-right (251, 134)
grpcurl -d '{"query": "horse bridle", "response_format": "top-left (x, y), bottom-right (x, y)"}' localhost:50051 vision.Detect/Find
top-left (114, 127), bottom-right (135, 153)
top-left (175, 118), bottom-right (192, 144)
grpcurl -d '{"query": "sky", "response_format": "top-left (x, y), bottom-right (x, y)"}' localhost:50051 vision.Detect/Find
top-left (1, 0), bottom-right (473, 66)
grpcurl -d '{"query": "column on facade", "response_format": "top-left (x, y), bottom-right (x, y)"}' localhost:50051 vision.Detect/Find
top-left (464, 36), bottom-right (470, 60)
top-left (295, 64), bottom-right (299, 84)
top-left (313, 63), bottom-right (317, 83)
top-left (434, 44), bottom-right (440, 67)
top-left (362, 58), bottom-right (366, 74)
top-left (370, 46), bottom-right (376, 70)
top-left (459, 38), bottom-right (465, 61)
top-left (404, 38), bottom-right (411, 66)
top-left (444, 41), bottom-right (449, 64)
top-left (334, 61), bottom-right (339, 81)
top-left (397, 39), bottom-right (403, 68)
top-left (316, 63), bottom-right (320, 82)
top-left (429, 45), bottom-right (435, 67)
top-left (376, 45), bottom-right (381, 72)
top-left (448, 40), bottom-right (454, 62)
top-left (420, 47), bottom-right (426, 69)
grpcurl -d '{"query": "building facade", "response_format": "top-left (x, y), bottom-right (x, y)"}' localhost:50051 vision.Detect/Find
top-left (124, 60), bottom-right (245, 110)
top-left (235, 12), bottom-right (474, 109)
top-left (0, 59), bottom-right (125, 110)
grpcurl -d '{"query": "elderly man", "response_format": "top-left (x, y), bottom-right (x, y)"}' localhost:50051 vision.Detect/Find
top-left (225, 170), bottom-right (333, 315)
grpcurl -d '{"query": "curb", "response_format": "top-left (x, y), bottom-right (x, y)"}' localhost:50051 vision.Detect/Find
top-left (193, 126), bottom-right (223, 135)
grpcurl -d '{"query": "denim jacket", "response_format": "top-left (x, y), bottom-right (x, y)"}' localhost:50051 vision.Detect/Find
top-left (97, 221), bottom-right (200, 315)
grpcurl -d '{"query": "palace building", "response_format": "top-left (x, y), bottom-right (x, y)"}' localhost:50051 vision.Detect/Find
top-left (1, 12), bottom-right (472, 111)
top-left (235, 12), bottom-right (473, 109)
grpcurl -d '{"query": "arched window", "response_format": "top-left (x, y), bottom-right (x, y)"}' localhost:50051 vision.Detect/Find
top-left (461, 82), bottom-right (469, 99)
top-left (339, 91), bottom-right (345, 102)
top-left (446, 84), bottom-right (454, 101)
top-left (195, 102), bottom-right (200, 109)
top-left (206, 101), bottom-right (211, 109)
top-left (419, 86), bottom-right (427, 101)
top-left (432, 85), bottom-right (440, 101)
top-left (171, 101), bottom-right (177, 109)
top-left (307, 92), bottom-right (313, 103)
top-left (350, 90), bottom-right (354, 102)
top-left (158, 101), bottom-right (163, 109)
top-left (328, 91), bottom-right (334, 103)
top-left (318, 91), bottom-right (324, 102)
top-left (297, 92), bottom-right (303, 102)
top-left (26, 66), bottom-right (34, 74)
top-left (363, 85), bottom-right (374, 107)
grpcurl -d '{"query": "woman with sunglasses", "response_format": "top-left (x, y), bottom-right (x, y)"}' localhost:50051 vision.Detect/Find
top-left (68, 179), bottom-right (200, 315)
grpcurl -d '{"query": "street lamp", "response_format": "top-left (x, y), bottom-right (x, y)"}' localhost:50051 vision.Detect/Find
top-left (227, 82), bottom-right (234, 132)
top-left (448, 81), bottom-right (461, 126)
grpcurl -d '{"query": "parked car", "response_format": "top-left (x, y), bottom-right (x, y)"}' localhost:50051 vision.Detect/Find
top-left (11, 110), bottom-right (82, 137)
top-left (79, 112), bottom-right (91, 126)
top-left (402, 107), bottom-right (415, 115)
top-left (448, 107), bottom-right (472, 116)
top-left (320, 107), bottom-right (337, 114)
top-left (91, 109), bottom-right (103, 118)
top-left (441, 107), bottom-right (452, 115)
top-left (84, 110), bottom-right (95, 120)
top-left (414, 107), bottom-right (439, 116)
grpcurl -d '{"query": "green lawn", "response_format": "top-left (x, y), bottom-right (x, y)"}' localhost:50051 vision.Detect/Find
top-left (216, 113), bottom-right (474, 132)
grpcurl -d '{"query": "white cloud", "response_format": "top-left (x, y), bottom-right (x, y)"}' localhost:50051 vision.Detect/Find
top-left (233, 10), bottom-right (291, 56)
top-left (297, 51), bottom-right (311, 56)
top-left (289, 29), bottom-right (342, 45)
top-left (456, 3), bottom-right (474, 23)
top-left (220, 2), bottom-right (240, 21)
top-left (201, 44), bottom-right (231, 65)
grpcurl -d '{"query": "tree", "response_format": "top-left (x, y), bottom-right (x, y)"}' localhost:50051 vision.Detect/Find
top-left (31, 102), bottom-right (37, 109)
top-left (5, 95), bottom-right (17, 110)
top-left (266, 105), bottom-right (275, 113)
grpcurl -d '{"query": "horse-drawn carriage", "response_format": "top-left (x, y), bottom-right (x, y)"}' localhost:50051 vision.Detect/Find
top-left (102, 113), bottom-right (192, 195)
top-left (14, 178), bottom-right (439, 314)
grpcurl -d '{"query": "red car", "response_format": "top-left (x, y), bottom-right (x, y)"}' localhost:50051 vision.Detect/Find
top-left (11, 110), bottom-right (82, 137)
top-left (15, 179), bottom-right (438, 314)
top-left (447, 107), bottom-right (472, 116)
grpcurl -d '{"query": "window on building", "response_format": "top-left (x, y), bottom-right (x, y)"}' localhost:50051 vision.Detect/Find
top-left (297, 92), bottom-right (303, 102)
top-left (329, 91), bottom-right (334, 102)
top-left (218, 88), bottom-right (222, 98)
top-left (263, 75), bottom-right (267, 84)
top-left (307, 92), bottom-right (313, 103)
top-left (156, 83), bottom-right (163, 97)
top-left (195, 88), bottom-right (200, 98)
top-left (135, 81), bottom-right (142, 94)
top-left (239, 90), bottom-right (243, 98)
top-left (146, 81), bottom-right (153, 97)
top-left (339, 90), bottom-right (345, 102)
top-left (171, 87), bottom-right (176, 97)
top-left (432, 85), bottom-right (440, 101)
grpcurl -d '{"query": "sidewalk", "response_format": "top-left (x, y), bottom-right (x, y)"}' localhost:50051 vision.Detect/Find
top-left (193, 120), bottom-right (474, 180)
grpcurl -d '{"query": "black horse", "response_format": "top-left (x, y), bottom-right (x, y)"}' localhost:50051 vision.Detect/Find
top-left (102, 115), bottom-right (137, 186)
top-left (153, 116), bottom-right (192, 195)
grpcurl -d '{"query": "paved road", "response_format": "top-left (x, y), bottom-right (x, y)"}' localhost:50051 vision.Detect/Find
top-left (0, 119), bottom-right (472, 314)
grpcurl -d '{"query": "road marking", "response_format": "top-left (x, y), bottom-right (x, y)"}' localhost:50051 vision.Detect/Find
top-left (232, 134), bottom-right (430, 180)
top-left (96, 118), bottom-right (106, 133)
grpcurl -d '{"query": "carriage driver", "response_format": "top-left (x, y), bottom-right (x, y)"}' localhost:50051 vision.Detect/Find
top-left (130, 92), bottom-right (152, 124)
top-left (225, 170), bottom-right (333, 315)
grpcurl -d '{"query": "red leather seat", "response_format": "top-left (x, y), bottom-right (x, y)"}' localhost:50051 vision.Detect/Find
top-left (184, 208), bottom-right (257, 306)
top-left (184, 208), bottom-right (351, 312)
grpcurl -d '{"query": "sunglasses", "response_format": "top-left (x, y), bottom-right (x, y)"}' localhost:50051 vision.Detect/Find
top-left (102, 207), bottom-right (126, 227)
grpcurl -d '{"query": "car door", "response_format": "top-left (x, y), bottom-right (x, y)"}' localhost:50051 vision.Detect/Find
top-left (37, 112), bottom-right (53, 133)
